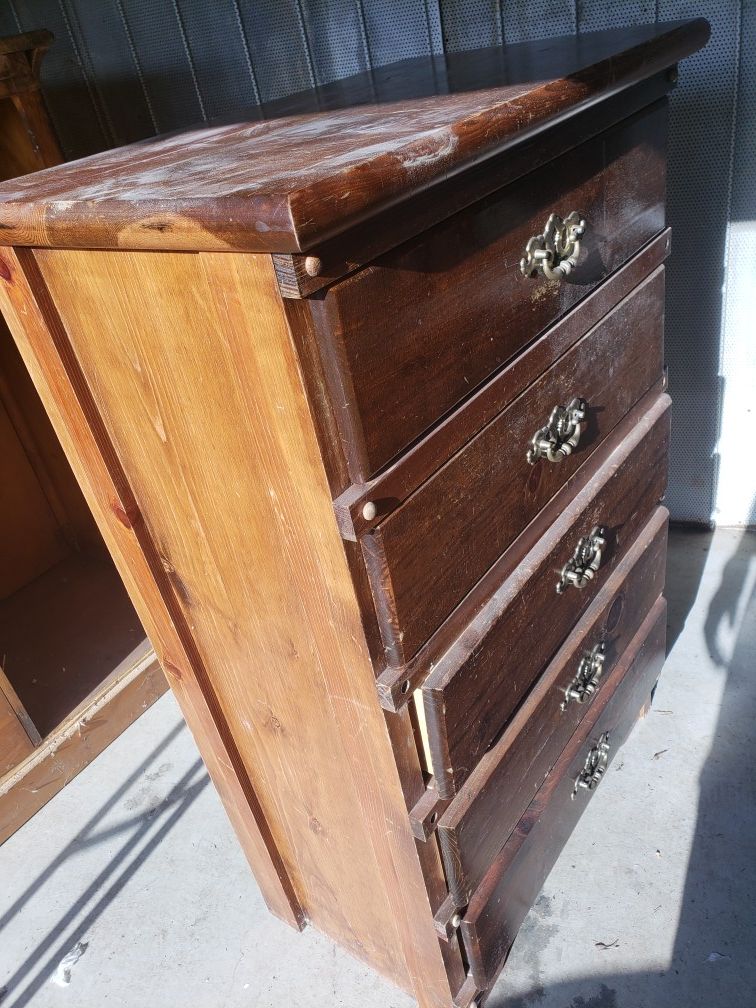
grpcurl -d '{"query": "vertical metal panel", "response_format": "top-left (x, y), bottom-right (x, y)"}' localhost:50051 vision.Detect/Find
top-left (362, 0), bottom-right (438, 63)
top-left (235, 0), bottom-right (315, 101)
top-left (61, 0), bottom-right (153, 147)
top-left (300, 0), bottom-right (370, 83)
top-left (575, 0), bottom-right (656, 32)
top-left (0, 0), bottom-right (751, 524)
top-left (438, 0), bottom-right (501, 50)
top-left (503, 0), bottom-right (575, 42)
top-left (658, 0), bottom-right (740, 524)
top-left (173, 0), bottom-right (262, 120)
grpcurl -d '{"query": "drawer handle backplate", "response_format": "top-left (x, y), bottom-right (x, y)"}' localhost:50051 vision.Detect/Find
top-left (557, 526), bottom-right (607, 594)
top-left (527, 397), bottom-right (587, 464)
top-left (573, 731), bottom-right (611, 796)
top-left (561, 642), bottom-right (606, 709)
top-left (520, 211), bottom-right (586, 280)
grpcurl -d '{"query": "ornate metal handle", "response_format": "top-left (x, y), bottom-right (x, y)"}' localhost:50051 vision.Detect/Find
top-left (520, 211), bottom-right (586, 280)
top-left (527, 397), bottom-right (587, 464)
top-left (573, 731), bottom-right (611, 796)
top-left (561, 642), bottom-right (606, 710)
top-left (556, 526), bottom-right (607, 594)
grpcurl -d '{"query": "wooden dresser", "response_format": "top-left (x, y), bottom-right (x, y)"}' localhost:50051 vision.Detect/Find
top-left (0, 20), bottom-right (708, 1007)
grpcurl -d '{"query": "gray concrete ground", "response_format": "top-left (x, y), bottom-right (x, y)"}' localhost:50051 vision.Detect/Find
top-left (0, 526), bottom-right (754, 1008)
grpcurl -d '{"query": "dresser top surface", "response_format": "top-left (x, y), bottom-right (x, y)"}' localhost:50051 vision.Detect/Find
top-left (0, 19), bottom-right (707, 255)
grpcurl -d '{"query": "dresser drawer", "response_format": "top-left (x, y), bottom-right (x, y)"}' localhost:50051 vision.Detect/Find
top-left (438, 506), bottom-right (668, 905)
top-left (460, 597), bottom-right (667, 992)
top-left (424, 392), bottom-right (670, 797)
top-left (310, 101), bottom-right (666, 479)
top-left (361, 267), bottom-right (664, 666)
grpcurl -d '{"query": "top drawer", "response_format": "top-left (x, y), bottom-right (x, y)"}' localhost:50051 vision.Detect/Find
top-left (305, 101), bottom-right (666, 480)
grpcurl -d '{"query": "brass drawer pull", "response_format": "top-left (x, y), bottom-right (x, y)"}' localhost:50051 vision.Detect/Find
top-left (561, 642), bottom-right (606, 709)
top-left (573, 731), bottom-right (611, 796)
top-left (520, 211), bottom-right (586, 280)
top-left (557, 526), bottom-right (607, 594)
top-left (527, 397), bottom-right (587, 464)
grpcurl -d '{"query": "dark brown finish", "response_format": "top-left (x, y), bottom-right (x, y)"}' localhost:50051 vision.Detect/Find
top-left (0, 552), bottom-right (148, 735)
top-left (362, 267), bottom-right (665, 665)
top-left (439, 506), bottom-right (668, 904)
top-left (0, 31), bottom-right (61, 175)
top-left (374, 378), bottom-right (665, 712)
top-left (305, 102), bottom-right (666, 479)
top-left (274, 75), bottom-right (672, 299)
top-left (425, 393), bottom-right (670, 798)
top-left (461, 598), bottom-right (667, 990)
top-left (0, 20), bottom-right (709, 1004)
top-left (409, 779), bottom-right (452, 843)
top-left (334, 230), bottom-right (671, 541)
top-left (0, 21), bottom-right (707, 254)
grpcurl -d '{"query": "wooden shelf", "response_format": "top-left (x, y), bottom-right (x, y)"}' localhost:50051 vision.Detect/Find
top-left (0, 551), bottom-right (148, 736)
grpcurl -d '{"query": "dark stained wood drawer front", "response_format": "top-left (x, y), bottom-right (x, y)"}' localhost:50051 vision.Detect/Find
top-left (361, 267), bottom-right (664, 666)
top-left (308, 100), bottom-right (666, 480)
top-left (460, 598), bottom-right (667, 992)
top-left (424, 392), bottom-right (670, 798)
top-left (438, 505), bottom-right (668, 906)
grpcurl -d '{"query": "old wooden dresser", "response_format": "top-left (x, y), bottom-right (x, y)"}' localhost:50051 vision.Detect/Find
top-left (0, 20), bottom-right (708, 1007)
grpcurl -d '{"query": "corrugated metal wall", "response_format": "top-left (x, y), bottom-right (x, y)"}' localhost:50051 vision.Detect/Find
top-left (0, 1), bottom-right (752, 526)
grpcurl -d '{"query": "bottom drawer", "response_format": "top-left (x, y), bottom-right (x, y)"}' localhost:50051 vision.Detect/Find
top-left (439, 506), bottom-right (668, 905)
top-left (460, 596), bottom-right (667, 992)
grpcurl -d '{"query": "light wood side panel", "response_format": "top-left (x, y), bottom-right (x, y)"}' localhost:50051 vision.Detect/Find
top-left (0, 665), bottom-right (38, 775)
top-left (0, 642), bottom-right (162, 842)
top-left (0, 247), bottom-right (303, 932)
top-left (27, 247), bottom-right (453, 1007)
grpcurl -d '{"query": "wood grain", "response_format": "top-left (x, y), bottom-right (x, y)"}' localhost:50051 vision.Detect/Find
top-left (0, 247), bottom-right (304, 929)
top-left (25, 247), bottom-right (454, 1007)
top-left (461, 598), bottom-right (667, 990)
top-left (274, 75), bottom-right (672, 299)
top-left (374, 378), bottom-right (664, 712)
top-left (0, 21), bottom-right (709, 253)
top-left (0, 552), bottom-right (149, 735)
top-left (307, 101), bottom-right (666, 478)
top-left (334, 229), bottom-right (671, 542)
top-left (0, 666), bottom-right (37, 776)
top-left (0, 641), bottom-right (164, 842)
top-left (424, 393), bottom-right (670, 797)
top-left (439, 507), bottom-right (668, 904)
top-left (362, 266), bottom-right (665, 665)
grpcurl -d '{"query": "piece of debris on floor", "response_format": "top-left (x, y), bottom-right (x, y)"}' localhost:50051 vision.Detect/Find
top-left (51, 940), bottom-right (89, 987)
top-left (707, 952), bottom-right (732, 963)
top-left (594, 938), bottom-right (620, 950)
top-left (653, 749), bottom-right (669, 759)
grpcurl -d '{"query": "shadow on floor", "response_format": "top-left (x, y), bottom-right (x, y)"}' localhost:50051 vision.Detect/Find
top-left (490, 524), bottom-right (756, 1008)
top-left (664, 524), bottom-right (713, 649)
top-left (0, 721), bottom-right (209, 1008)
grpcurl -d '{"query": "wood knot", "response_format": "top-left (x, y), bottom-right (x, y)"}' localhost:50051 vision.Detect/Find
top-left (110, 497), bottom-right (136, 529)
top-left (162, 657), bottom-right (184, 683)
top-left (0, 257), bottom-right (12, 282)
top-left (308, 816), bottom-right (323, 834)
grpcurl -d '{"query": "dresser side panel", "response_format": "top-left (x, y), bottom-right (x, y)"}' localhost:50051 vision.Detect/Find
top-left (29, 247), bottom-right (453, 1007)
top-left (0, 246), bottom-right (304, 931)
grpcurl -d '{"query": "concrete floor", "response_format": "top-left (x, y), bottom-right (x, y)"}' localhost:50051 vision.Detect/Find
top-left (0, 526), bottom-right (754, 1008)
